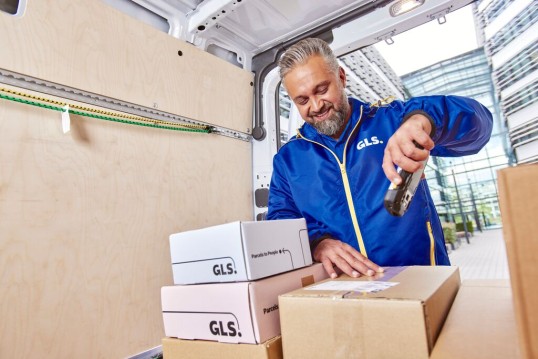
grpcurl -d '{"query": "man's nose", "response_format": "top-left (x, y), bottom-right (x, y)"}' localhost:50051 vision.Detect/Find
top-left (311, 97), bottom-right (323, 113)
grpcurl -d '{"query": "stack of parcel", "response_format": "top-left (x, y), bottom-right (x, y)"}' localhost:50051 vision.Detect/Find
top-left (160, 218), bottom-right (329, 358)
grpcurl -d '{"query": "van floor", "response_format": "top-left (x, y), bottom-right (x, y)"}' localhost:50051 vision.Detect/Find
top-left (448, 228), bottom-right (510, 280)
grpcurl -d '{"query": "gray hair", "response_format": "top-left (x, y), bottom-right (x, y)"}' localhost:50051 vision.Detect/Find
top-left (278, 38), bottom-right (339, 80)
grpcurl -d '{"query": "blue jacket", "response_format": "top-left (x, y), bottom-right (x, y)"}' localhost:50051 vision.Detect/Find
top-left (267, 96), bottom-right (493, 266)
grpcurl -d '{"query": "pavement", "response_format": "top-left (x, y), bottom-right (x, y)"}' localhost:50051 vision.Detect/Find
top-left (447, 227), bottom-right (511, 280)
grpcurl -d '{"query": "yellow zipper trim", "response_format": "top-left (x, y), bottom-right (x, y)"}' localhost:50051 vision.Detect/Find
top-left (369, 96), bottom-right (396, 108)
top-left (427, 221), bottom-right (436, 265)
top-left (296, 106), bottom-right (367, 257)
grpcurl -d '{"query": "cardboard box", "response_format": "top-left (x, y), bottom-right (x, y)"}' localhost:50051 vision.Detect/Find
top-left (162, 263), bottom-right (329, 344)
top-left (169, 218), bottom-right (312, 284)
top-left (279, 266), bottom-right (460, 359)
top-left (430, 280), bottom-right (521, 359)
top-left (498, 165), bottom-right (538, 359)
top-left (161, 336), bottom-right (283, 359)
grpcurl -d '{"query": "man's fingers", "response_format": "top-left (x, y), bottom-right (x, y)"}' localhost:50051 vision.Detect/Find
top-left (402, 140), bottom-right (431, 163)
top-left (342, 252), bottom-right (377, 276)
top-left (340, 244), bottom-right (383, 276)
top-left (402, 113), bottom-right (434, 151)
top-left (331, 255), bottom-right (360, 278)
top-left (314, 238), bottom-right (383, 278)
top-left (382, 149), bottom-right (400, 185)
top-left (383, 114), bottom-right (435, 181)
top-left (321, 259), bottom-right (338, 279)
top-left (391, 149), bottom-right (421, 172)
top-left (414, 132), bottom-right (434, 151)
top-left (351, 251), bottom-right (385, 275)
top-left (356, 255), bottom-right (385, 274)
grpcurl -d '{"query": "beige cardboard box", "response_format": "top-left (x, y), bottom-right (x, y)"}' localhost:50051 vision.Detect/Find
top-left (162, 263), bottom-right (329, 344)
top-left (169, 218), bottom-right (312, 284)
top-left (430, 280), bottom-right (521, 359)
top-left (279, 266), bottom-right (460, 359)
top-left (161, 336), bottom-right (283, 359)
top-left (498, 164), bottom-right (538, 359)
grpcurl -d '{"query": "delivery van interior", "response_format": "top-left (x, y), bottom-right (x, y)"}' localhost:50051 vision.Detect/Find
top-left (1, 0), bottom-right (536, 358)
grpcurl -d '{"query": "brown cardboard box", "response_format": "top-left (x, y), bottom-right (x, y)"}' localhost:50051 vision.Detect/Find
top-left (278, 266), bottom-right (460, 359)
top-left (430, 280), bottom-right (521, 359)
top-left (498, 165), bottom-right (538, 359)
top-left (162, 336), bottom-right (282, 359)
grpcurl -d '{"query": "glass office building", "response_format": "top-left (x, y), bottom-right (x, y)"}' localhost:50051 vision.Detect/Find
top-left (476, 0), bottom-right (538, 164)
top-left (401, 47), bottom-right (512, 229)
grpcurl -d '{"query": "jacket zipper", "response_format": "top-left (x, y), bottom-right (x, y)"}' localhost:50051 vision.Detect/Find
top-left (426, 220), bottom-right (436, 265)
top-left (296, 106), bottom-right (368, 257)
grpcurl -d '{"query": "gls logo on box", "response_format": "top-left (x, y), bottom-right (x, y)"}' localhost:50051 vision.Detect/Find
top-left (357, 136), bottom-right (383, 150)
top-left (164, 311), bottom-right (242, 339)
top-left (213, 262), bottom-right (237, 276)
top-left (209, 319), bottom-right (241, 337)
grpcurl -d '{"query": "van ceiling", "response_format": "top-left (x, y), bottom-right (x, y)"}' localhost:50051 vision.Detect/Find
top-left (111, 0), bottom-right (473, 69)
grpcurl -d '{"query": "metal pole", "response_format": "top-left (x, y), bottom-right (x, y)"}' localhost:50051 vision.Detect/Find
top-left (468, 179), bottom-right (482, 232)
top-left (452, 169), bottom-right (470, 244)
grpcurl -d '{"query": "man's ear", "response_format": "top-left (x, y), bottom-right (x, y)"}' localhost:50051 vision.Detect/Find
top-left (338, 66), bottom-right (346, 86)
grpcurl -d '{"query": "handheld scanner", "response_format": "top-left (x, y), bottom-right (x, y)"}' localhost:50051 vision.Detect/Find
top-left (384, 143), bottom-right (427, 217)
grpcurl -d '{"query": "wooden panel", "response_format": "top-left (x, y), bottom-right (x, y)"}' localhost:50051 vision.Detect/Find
top-left (0, 88), bottom-right (253, 358)
top-left (0, 4), bottom-right (254, 357)
top-left (0, 0), bottom-right (253, 132)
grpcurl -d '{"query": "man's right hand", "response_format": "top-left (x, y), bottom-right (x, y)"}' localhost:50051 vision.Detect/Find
top-left (313, 238), bottom-right (384, 278)
top-left (382, 112), bottom-right (433, 186)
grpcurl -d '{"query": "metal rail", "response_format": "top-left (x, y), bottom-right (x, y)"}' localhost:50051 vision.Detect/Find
top-left (0, 68), bottom-right (251, 142)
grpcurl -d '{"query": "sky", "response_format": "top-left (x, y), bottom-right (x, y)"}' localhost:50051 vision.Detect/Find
top-left (374, 5), bottom-right (480, 76)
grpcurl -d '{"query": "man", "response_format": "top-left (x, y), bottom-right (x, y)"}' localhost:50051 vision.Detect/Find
top-left (267, 37), bottom-right (493, 279)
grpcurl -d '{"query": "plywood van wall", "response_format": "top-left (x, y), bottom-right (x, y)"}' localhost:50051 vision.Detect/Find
top-left (0, 1), bottom-right (254, 358)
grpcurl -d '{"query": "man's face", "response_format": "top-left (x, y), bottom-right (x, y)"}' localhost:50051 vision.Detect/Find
top-left (283, 55), bottom-right (350, 138)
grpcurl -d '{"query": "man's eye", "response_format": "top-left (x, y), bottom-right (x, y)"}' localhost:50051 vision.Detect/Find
top-left (297, 99), bottom-right (308, 105)
top-left (318, 87), bottom-right (328, 94)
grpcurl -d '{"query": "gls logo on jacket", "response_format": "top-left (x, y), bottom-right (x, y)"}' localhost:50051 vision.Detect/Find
top-left (357, 136), bottom-right (383, 150)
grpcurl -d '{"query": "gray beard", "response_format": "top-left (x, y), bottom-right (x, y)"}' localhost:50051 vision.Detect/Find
top-left (310, 97), bottom-right (350, 137)
top-left (312, 110), bottom-right (346, 136)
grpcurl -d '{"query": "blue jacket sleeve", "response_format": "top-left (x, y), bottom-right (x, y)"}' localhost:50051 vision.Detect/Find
top-left (267, 150), bottom-right (334, 244)
top-left (403, 95), bottom-right (493, 157)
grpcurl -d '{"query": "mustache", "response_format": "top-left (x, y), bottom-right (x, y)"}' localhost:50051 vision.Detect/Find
top-left (309, 103), bottom-right (333, 117)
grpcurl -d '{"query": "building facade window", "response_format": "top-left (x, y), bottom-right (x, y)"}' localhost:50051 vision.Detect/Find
top-left (503, 80), bottom-right (538, 115)
top-left (494, 41), bottom-right (538, 90)
top-left (510, 117), bottom-right (538, 148)
top-left (486, 3), bottom-right (538, 56)
top-left (481, 0), bottom-right (515, 25)
top-left (479, 0), bottom-right (538, 164)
